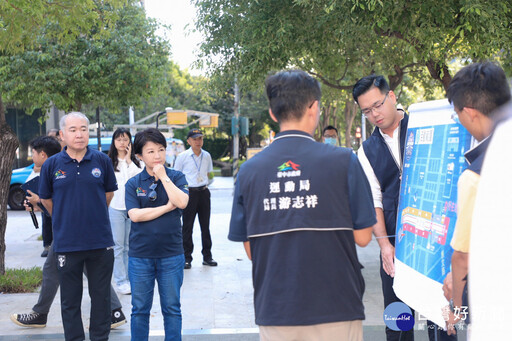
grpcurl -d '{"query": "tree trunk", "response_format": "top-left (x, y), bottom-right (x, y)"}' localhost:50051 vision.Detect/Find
top-left (344, 100), bottom-right (358, 148)
top-left (0, 92), bottom-right (20, 275)
top-left (426, 60), bottom-right (452, 91)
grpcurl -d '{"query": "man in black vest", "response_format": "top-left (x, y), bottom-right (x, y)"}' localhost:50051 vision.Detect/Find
top-left (353, 75), bottom-right (455, 341)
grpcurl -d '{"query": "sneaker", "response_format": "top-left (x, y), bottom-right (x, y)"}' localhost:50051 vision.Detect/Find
top-left (111, 308), bottom-right (127, 329)
top-left (202, 259), bottom-right (218, 266)
top-left (184, 261), bottom-right (192, 269)
top-left (116, 283), bottom-right (131, 295)
top-left (10, 311), bottom-right (47, 328)
top-left (41, 246), bottom-right (50, 257)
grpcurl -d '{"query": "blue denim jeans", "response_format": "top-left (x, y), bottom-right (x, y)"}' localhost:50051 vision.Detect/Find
top-left (129, 254), bottom-right (185, 341)
top-left (109, 207), bottom-right (131, 287)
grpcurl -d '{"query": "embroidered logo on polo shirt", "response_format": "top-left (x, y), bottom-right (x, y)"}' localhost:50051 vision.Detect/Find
top-left (277, 160), bottom-right (301, 178)
top-left (136, 187), bottom-right (147, 196)
top-left (54, 170), bottom-right (67, 180)
top-left (91, 168), bottom-right (102, 178)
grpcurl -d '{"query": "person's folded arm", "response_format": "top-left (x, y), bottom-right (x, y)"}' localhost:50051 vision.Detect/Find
top-left (128, 203), bottom-right (175, 223)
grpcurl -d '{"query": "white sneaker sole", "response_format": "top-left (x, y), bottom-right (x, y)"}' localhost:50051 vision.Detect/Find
top-left (10, 314), bottom-right (46, 328)
top-left (111, 318), bottom-right (127, 329)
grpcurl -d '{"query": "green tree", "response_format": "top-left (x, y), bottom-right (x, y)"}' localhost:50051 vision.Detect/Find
top-left (194, 0), bottom-right (512, 144)
top-left (195, 0), bottom-right (512, 89)
top-left (0, 0), bottom-right (169, 275)
top-left (1, 3), bottom-right (170, 112)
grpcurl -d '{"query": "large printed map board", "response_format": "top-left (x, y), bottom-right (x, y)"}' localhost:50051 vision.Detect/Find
top-left (393, 99), bottom-right (473, 327)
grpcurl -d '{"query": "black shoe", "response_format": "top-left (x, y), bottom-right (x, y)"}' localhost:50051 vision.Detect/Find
top-left (202, 259), bottom-right (218, 266)
top-left (10, 311), bottom-right (47, 328)
top-left (41, 246), bottom-right (49, 257)
top-left (111, 308), bottom-right (127, 329)
top-left (184, 261), bottom-right (192, 269)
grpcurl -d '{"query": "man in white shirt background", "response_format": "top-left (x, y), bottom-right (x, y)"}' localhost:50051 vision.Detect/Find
top-left (174, 128), bottom-right (216, 269)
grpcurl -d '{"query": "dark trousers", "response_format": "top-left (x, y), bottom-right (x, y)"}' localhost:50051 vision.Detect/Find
top-left (182, 188), bottom-right (212, 262)
top-left (41, 213), bottom-right (53, 247)
top-left (427, 321), bottom-right (458, 341)
top-left (56, 248), bottom-right (114, 341)
top-left (380, 257), bottom-right (457, 341)
top-left (33, 243), bottom-right (121, 315)
top-left (381, 257), bottom-right (415, 341)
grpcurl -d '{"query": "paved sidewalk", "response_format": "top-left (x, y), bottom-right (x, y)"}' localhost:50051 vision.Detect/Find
top-left (0, 177), bottom-right (466, 340)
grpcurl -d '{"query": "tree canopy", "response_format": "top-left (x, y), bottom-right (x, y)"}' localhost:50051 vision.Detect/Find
top-left (0, 3), bottom-right (170, 112)
top-left (194, 0), bottom-right (512, 91)
top-left (0, 0), bottom-right (127, 53)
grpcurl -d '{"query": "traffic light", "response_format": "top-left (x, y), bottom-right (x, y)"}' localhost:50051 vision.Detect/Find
top-left (355, 126), bottom-right (361, 139)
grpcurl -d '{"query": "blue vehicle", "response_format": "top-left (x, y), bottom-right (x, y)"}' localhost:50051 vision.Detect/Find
top-left (8, 164), bottom-right (34, 210)
top-left (87, 137), bottom-right (114, 152)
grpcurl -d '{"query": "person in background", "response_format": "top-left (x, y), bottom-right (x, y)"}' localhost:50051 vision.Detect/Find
top-left (125, 128), bottom-right (189, 340)
top-left (322, 125), bottom-right (339, 146)
top-left (108, 128), bottom-right (143, 295)
top-left (47, 128), bottom-right (65, 150)
top-left (25, 136), bottom-right (62, 257)
top-left (174, 129), bottom-right (216, 269)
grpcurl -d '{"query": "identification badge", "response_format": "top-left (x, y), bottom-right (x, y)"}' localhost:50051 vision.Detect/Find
top-left (197, 175), bottom-right (204, 183)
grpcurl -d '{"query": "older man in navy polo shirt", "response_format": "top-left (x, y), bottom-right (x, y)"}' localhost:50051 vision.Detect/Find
top-left (40, 112), bottom-right (117, 341)
top-left (229, 70), bottom-right (376, 341)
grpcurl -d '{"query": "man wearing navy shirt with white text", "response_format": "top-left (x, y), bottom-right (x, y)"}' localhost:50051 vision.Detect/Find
top-left (40, 112), bottom-right (117, 341)
top-left (229, 70), bottom-right (376, 341)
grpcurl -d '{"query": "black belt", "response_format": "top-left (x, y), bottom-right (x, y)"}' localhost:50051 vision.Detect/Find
top-left (188, 185), bottom-right (208, 192)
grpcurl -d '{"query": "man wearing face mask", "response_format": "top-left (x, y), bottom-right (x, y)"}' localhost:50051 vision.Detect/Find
top-left (322, 125), bottom-right (339, 146)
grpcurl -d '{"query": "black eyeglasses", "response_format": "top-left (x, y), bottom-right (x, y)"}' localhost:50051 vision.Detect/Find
top-left (148, 181), bottom-right (158, 202)
top-left (361, 91), bottom-right (389, 117)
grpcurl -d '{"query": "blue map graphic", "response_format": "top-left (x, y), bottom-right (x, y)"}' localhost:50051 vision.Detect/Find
top-left (395, 123), bottom-right (472, 284)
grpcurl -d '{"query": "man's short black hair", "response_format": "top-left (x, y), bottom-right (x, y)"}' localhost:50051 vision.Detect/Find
top-left (265, 70), bottom-right (321, 122)
top-left (133, 128), bottom-right (167, 155)
top-left (447, 62), bottom-right (511, 117)
top-left (352, 75), bottom-right (390, 103)
top-left (322, 125), bottom-right (338, 135)
top-left (29, 136), bottom-right (62, 158)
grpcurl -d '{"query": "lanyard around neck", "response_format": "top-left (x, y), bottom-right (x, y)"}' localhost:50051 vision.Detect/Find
top-left (191, 152), bottom-right (203, 173)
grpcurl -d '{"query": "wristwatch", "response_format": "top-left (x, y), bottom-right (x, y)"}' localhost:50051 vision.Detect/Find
top-left (164, 178), bottom-right (171, 183)
top-left (449, 298), bottom-right (455, 313)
